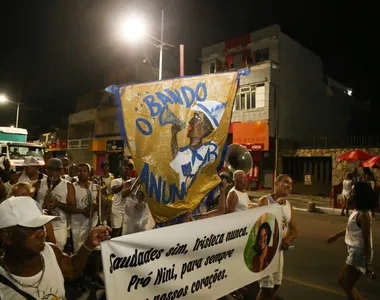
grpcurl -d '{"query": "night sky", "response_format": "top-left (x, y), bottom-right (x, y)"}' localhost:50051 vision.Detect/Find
top-left (0, 0), bottom-right (377, 137)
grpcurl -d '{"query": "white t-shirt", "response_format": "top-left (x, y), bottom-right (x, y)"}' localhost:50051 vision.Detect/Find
top-left (0, 243), bottom-right (65, 299)
top-left (342, 179), bottom-right (353, 198)
top-left (111, 178), bottom-right (128, 212)
top-left (18, 171), bottom-right (47, 185)
top-left (36, 178), bottom-right (68, 230)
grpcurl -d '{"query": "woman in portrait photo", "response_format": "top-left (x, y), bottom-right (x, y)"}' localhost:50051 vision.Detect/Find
top-left (252, 222), bottom-right (278, 272)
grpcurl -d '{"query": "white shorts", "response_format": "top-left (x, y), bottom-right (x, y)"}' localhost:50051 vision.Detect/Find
top-left (54, 227), bottom-right (68, 251)
top-left (111, 211), bottom-right (124, 229)
top-left (259, 251), bottom-right (284, 288)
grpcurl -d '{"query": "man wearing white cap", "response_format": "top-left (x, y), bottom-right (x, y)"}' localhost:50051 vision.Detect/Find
top-left (170, 100), bottom-right (225, 190)
top-left (18, 157), bottom-right (46, 186)
top-left (0, 196), bottom-right (110, 299)
top-left (36, 158), bottom-right (76, 250)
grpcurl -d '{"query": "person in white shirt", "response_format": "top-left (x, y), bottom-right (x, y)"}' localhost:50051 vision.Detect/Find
top-left (0, 196), bottom-right (110, 300)
top-left (98, 162), bottom-right (114, 224)
top-left (63, 164), bottom-right (78, 183)
top-left (18, 157), bottom-right (46, 186)
top-left (256, 174), bottom-right (297, 300)
top-left (36, 158), bottom-right (76, 250)
top-left (71, 163), bottom-right (99, 252)
top-left (341, 172), bottom-right (354, 217)
top-left (328, 181), bottom-right (377, 299)
top-left (226, 170), bottom-right (250, 213)
top-left (110, 164), bottom-right (136, 237)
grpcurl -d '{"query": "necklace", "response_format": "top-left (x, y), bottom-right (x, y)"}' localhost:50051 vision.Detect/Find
top-left (0, 253), bottom-right (45, 298)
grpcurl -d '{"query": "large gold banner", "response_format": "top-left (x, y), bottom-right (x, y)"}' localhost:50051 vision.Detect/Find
top-left (107, 72), bottom-right (239, 224)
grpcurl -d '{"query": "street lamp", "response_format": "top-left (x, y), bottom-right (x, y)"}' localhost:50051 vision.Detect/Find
top-left (0, 94), bottom-right (20, 128)
top-left (120, 10), bottom-right (174, 80)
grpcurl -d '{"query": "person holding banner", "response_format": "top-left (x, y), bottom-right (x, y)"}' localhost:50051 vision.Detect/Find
top-left (257, 174), bottom-right (297, 300)
top-left (226, 170), bottom-right (250, 213)
top-left (170, 100), bottom-right (225, 191)
top-left (184, 178), bottom-right (228, 221)
top-left (0, 196), bottom-right (111, 300)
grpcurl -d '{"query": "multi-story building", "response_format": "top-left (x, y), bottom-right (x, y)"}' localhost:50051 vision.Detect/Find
top-left (68, 61), bottom-right (177, 175)
top-left (200, 24), bottom-right (362, 191)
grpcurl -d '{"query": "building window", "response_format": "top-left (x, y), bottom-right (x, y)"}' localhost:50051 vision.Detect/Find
top-left (254, 48), bottom-right (269, 63)
top-left (234, 85), bottom-right (265, 111)
top-left (209, 62), bottom-right (215, 73)
top-left (233, 54), bottom-right (243, 68)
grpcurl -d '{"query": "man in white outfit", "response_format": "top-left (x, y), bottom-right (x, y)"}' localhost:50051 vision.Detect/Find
top-left (226, 170), bottom-right (250, 213)
top-left (0, 196), bottom-right (110, 299)
top-left (36, 158), bottom-right (76, 250)
top-left (71, 163), bottom-right (99, 252)
top-left (18, 157), bottom-right (46, 186)
top-left (256, 174), bottom-right (298, 300)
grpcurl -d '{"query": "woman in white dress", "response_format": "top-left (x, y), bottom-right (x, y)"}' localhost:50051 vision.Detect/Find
top-left (341, 172), bottom-right (354, 217)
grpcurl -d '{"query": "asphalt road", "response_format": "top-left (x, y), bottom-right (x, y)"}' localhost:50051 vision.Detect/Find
top-left (274, 210), bottom-right (380, 300)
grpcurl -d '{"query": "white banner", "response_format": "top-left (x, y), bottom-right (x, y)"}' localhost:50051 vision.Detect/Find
top-left (101, 205), bottom-right (282, 299)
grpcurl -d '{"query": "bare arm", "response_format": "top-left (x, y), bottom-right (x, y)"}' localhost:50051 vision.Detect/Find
top-left (192, 185), bottom-right (227, 220)
top-left (55, 183), bottom-right (76, 213)
top-left (258, 196), bottom-right (268, 207)
top-left (327, 228), bottom-right (346, 243)
top-left (359, 212), bottom-right (372, 265)
top-left (111, 184), bottom-right (123, 194)
top-left (51, 226), bottom-right (111, 280)
top-left (226, 190), bottom-right (238, 213)
top-left (283, 204), bottom-right (297, 247)
top-left (45, 223), bottom-right (56, 244)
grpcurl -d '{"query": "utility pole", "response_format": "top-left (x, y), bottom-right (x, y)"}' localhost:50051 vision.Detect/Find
top-left (16, 88), bottom-right (20, 128)
top-left (158, 10), bottom-right (164, 80)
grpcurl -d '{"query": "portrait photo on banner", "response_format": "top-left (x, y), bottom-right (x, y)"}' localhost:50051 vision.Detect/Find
top-left (106, 72), bottom-right (240, 224)
top-left (244, 212), bottom-right (280, 273)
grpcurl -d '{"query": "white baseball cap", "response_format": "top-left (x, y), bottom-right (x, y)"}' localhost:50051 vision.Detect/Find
top-left (22, 156), bottom-right (43, 167)
top-left (0, 197), bottom-right (58, 229)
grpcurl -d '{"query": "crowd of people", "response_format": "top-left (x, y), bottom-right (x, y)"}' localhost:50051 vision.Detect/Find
top-left (0, 154), bottom-right (377, 299)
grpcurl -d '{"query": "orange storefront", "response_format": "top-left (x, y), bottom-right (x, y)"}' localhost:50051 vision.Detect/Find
top-left (229, 120), bottom-right (274, 189)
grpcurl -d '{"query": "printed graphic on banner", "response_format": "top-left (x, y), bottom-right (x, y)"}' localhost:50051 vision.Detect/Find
top-left (101, 205), bottom-right (282, 299)
top-left (244, 213), bottom-right (279, 273)
top-left (106, 72), bottom-right (239, 224)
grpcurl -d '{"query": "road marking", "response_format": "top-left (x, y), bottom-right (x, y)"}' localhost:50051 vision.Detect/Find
top-left (283, 276), bottom-right (346, 297)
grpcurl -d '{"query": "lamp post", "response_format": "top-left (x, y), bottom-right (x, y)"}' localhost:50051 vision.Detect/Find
top-left (0, 90), bottom-right (40, 128)
top-left (121, 10), bottom-right (174, 80)
top-left (0, 93), bottom-right (20, 128)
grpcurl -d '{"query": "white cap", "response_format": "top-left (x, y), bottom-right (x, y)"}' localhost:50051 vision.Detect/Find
top-left (191, 100), bottom-right (225, 129)
top-left (22, 156), bottom-right (43, 167)
top-left (0, 197), bottom-right (58, 229)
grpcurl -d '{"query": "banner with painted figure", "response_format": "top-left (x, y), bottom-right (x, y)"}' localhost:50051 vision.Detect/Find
top-left (106, 72), bottom-right (241, 225)
top-left (101, 204), bottom-right (282, 299)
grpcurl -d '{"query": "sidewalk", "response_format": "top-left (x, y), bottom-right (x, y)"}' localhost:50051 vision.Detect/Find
top-left (247, 190), bottom-right (333, 209)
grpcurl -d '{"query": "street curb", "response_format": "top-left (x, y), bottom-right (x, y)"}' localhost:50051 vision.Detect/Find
top-left (250, 200), bottom-right (379, 219)
top-left (250, 202), bottom-right (343, 216)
